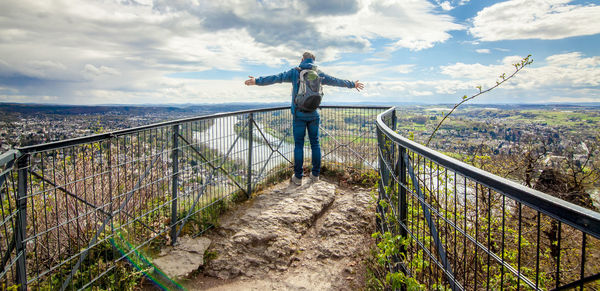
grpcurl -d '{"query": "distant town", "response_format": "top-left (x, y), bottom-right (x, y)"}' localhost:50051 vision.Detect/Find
top-left (397, 104), bottom-right (599, 156)
top-left (1, 103), bottom-right (597, 154)
top-left (1, 101), bottom-right (598, 208)
top-left (0, 103), bottom-right (284, 152)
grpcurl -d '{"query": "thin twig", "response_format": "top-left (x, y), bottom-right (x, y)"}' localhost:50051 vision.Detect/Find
top-left (426, 55), bottom-right (533, 146)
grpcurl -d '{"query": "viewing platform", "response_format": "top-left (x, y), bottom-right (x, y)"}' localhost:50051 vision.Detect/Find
top-left (1, 106), bottom-right (598, 290)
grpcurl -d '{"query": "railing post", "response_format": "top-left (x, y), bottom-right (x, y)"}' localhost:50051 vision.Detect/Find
top-left (391, 108), bottom-right (397, 179)
top-left (15, 155), bottom-right (28, 291)
top-left (398, 146), bottom-right (408, 257)
top-left (391, 108), bottom-right (397, 189)
top-left (247, 113), bottom-right (254, 197)
top-left (391, 108), bottom-right (405, 276)
top-left (375, 126), bottom-right (383, 231)
top-left (170, 124), bottom-right (179, 246)
top-left (376, 125), bottom-right (389, 232)
top-left (391, 108), bottom-right (397, 132)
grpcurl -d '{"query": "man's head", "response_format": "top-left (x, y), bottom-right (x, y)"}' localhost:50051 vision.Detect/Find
top-left (302, 51), bottom-right (315, 61)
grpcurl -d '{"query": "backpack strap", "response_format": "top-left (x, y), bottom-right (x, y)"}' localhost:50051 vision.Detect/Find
top-left (294, 67), bottom-right (305, 108)
top-left (295, 67), bottom-right (303, 80)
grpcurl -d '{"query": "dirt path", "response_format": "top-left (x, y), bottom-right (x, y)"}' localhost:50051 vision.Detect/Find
top-left (185, 178), bottom-right (376, 290)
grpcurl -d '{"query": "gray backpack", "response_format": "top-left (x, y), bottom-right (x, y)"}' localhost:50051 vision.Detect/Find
top-left (295, 67), bottom-right (324, 112)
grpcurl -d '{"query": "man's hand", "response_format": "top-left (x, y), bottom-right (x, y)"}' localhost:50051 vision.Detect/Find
top-left (354, 80), bottom-right (364, 92)
top-left (245, 76), bottom-right (256, 86)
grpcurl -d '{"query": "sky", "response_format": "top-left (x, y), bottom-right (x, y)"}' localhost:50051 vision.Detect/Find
top-left (0, 0), bottom-right (599, 105)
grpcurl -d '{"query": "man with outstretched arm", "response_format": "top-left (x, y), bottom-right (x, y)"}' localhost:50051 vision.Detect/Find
top-left (245, 51), bottom-right (364, 186)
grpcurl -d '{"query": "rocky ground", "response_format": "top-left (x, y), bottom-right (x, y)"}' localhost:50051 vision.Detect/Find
top-left (153, 178), bottom-right (376, 290)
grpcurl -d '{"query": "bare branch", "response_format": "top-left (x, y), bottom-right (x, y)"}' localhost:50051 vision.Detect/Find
top-left (426, 55), bottom-right (533, 146)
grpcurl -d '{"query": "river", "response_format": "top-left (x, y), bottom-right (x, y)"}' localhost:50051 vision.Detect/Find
top-left (194, 116), bottom-right (294, 179)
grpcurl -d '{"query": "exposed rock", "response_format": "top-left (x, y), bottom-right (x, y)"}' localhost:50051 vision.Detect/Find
top-left (204, 181), bottom-right (337, 279)
top-left (152, 236), bottom-right (211, 279)
top-left (187, 179), bottom-right (376, 290)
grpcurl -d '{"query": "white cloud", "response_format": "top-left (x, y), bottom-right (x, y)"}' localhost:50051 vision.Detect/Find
top-left (313, 0), bottom-right (464, 52)
top-left (0, 59), bottom-right (68, 79)
top-left (351, 52), bottom-right (600, 104)
top-left (0, 0), bottom-right (465, 104)
top-left (440, 55), bottom-right (524, 80)
top-left (322, 63), bottom-right (415, 81)
top-left (434, 0), bottom-right (471, 11)
top-left (0, 86), bottom-right (17, 93)
top-left (66, 77), bottom-right (293, 105)
top-left (0, 0), bottom-right (596, 105)
top-left (82, 64), bottom-right (120, 79)
top-left (439, 1), bottom-right (454, 11)
top-left (410, 90), bottom-right (434, 96)
top-left (0, 95), bottom-right (59, 103)
top-left (69, 51), bottom-right (597, 105)
top-left (470, 0), bottom-right (600, 41)
top-left (433, 52), bottom-right (600, 102)
top-left (476, 49), bottom-right (490, 54)
top-left (524, 52), bottom-right (600, 87)
top-left (389, 65), bottom-right (416, 74)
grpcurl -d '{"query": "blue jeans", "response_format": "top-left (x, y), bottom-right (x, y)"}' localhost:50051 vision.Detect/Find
top-left (293, 115), bottom-right (321, 179)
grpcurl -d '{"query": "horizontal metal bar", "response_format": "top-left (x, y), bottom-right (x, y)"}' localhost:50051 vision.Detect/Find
top-left (320, 105), bottom-right (389, 110)
top-left (0, 150), bottom-right (21, 167)
top-left (0, 167), bottom-right (13, 181)
top-left (0, 150), bottom-right (19, 198)
top-left (376, 106), bottom-right (600, 240)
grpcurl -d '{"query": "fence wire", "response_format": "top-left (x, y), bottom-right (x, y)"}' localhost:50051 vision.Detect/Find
top-left (0, 106), bottom-right (385, 290)
top-left (3, 105), bottom-right (598, 290)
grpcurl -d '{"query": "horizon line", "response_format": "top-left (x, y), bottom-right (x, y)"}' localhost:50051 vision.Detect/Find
top-left (1, 101), bottom-right (599, 107)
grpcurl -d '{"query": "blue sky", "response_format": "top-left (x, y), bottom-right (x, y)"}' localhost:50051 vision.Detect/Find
top-left (0, 0), bottom-right (599, 105)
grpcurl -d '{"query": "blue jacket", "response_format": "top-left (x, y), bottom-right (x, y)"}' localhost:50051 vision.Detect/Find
top-left (255, 58), bottom-right (356, 117)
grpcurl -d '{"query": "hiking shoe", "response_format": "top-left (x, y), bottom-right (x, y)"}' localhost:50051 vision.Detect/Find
top-left (291, 174), bottom-right (302, 186)
top-left (309, 172), bottom-right (319, 182)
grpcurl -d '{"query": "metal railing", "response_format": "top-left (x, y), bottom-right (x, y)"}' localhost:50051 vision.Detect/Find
top-left (376, 107), bottom-right (600, 290)
top-left (0, 106), bottom-right (383, 290)
top-left (2, 105), bottom-right (598, 290)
